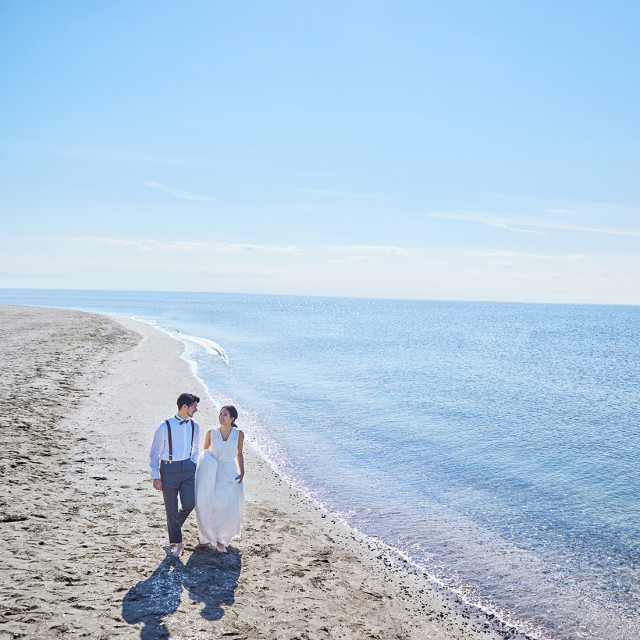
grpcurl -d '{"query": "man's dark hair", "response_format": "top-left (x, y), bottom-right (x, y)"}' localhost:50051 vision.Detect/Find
top-left (177, 393), bottom-right (200, 410)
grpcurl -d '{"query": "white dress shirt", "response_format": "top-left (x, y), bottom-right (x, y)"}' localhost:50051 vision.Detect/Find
top-left (149, 415), bottom-right (200, 479)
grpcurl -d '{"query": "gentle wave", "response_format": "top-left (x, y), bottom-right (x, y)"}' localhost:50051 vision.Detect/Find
top-left (175, 331), bottom-right (230, 365)
top-left (124, 316), bottom-right (230, 366)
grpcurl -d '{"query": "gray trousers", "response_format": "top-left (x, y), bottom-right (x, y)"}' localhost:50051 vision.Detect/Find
top-left (160, 458), bottom-right (196, 544)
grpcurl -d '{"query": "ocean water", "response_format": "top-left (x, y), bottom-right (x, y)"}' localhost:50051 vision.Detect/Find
top-left (3, 288), bottom-right (639, 639)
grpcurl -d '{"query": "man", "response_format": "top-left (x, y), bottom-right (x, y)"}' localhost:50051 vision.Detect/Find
top-left (149, 393), bottom-right (201, 558)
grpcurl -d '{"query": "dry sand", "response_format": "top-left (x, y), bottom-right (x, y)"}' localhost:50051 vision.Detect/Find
top-left (0, 305), bottom-right (532, 640)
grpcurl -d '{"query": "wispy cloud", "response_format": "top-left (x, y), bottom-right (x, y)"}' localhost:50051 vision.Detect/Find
top-left (82, 237), bottom-right (145, 250)
top-left (80, 237), bottom-right (206, 251)
top-left (429, 211), bottom-right (640, 237)
top-left (76, 237), bottom-right (301, 254)
top-left (296, 188), bottom-right (379, 199)
top-left (212, 243), bottom-right (302, 255)
top-left (474, 250), bottom-right (586, 262)
top-left (328, 244), bottom-right (410, 255)
top-left (329, 256), bottom-right (377, 266)
top-left (430, 212), bottom-right (544, 235)
top-left (144, 181), bottom-right (215, 201)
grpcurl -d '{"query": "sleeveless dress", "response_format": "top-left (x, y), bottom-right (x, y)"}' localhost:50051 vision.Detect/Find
top-left (194, 428), bottom-right (245, 547)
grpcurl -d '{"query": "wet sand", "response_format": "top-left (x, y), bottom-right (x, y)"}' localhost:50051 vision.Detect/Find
top-left (0, 305), bottom-right (532, 640)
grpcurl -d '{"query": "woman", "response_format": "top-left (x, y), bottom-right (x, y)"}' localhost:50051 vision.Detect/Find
top-left (194, 405), bottom-right (245, 553)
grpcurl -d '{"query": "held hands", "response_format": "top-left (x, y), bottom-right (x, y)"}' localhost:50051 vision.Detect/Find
top-left (153, 478), bottom-right (163, 491)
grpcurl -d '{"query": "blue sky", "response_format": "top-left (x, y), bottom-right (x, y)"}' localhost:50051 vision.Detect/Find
top-left (1, 1), bottom-right (638, 303)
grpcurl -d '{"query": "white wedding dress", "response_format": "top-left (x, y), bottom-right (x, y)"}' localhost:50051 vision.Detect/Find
top-left (195, 428), bottom-right (245, 547)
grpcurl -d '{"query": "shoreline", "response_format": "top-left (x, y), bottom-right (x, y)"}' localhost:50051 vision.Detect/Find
top-left (130, 313), bottom-right (542, 637)
top-left (1, 305), bottom-right (533, 639)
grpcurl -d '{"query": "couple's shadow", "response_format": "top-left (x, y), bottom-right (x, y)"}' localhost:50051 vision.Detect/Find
top-left (122, 545), bottom-right (242, 639)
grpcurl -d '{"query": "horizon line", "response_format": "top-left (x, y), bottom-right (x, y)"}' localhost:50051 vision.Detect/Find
top-left (0, 286), bottom-right (638, 308)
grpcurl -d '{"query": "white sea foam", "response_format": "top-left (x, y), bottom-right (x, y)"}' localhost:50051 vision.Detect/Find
top-left (175, 332), bottom-right (230, 366)
top-left (123, 316), bottom-right (229, 368)
top-left (128, 315), bottom-right (157, 326)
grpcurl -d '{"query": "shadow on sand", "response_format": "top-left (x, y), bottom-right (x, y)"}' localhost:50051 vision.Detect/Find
top-left (122, 545), bottom-right (242, 639)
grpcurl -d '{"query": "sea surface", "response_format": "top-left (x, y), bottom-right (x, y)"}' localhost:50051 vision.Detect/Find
top-left (3, 288), bottom-right (639, 640)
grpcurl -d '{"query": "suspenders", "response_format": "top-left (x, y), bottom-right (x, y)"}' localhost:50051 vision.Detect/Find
top-left (164, 418), bottom-right (195, 463)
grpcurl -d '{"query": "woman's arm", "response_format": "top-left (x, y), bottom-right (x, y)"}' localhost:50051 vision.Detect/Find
top-left (236, 430), bottom-right (245, 482)
top-left (204, 429), bottom-right (211, 451)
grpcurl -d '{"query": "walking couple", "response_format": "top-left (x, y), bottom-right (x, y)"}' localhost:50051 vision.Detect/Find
top-left (149, 393), bottom-right (245, 558)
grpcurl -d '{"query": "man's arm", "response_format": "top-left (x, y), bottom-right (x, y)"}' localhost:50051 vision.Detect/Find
top-left (149, 423), bottom-right (165, 489)
top-left (191, 421), bottom-right (201, 464)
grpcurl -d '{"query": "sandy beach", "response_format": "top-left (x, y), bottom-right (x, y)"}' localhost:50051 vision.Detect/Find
top-left (0, 305), bottom-right (532, 640)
